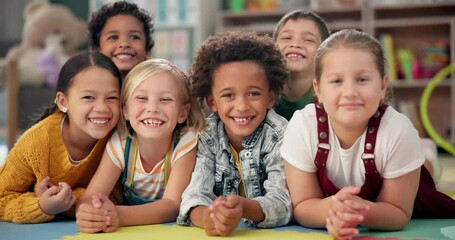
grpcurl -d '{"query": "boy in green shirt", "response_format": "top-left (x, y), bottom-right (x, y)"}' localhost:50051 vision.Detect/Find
top-left (273, 10), bottom-right (330, 120)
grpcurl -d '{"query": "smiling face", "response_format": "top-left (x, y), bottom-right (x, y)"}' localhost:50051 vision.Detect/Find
top-left (207, 61), bottom-right (276, 149)
top-left (58, 66), bottom-right (121, 142)
top-left (314, 47), bottom-right (388, 133)
top-left (123, 72), bottom-right (189, 141)
top-left (276, 19), bottom-right (321, 75)
top-left (97, 15), bottom-right (148, 77)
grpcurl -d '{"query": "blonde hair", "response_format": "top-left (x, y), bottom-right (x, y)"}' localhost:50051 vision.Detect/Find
top-left (118, 58), bottom-right (205, 136)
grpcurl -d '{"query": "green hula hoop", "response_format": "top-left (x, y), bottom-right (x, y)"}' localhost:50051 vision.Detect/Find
top-left (419, 63), bottom-right (455, 155)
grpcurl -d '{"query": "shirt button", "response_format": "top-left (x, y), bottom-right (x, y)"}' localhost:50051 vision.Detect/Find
top-left (245, 151), bottom-right (252, 158)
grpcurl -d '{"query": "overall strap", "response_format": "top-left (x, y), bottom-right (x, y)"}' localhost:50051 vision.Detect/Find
top-left (121, 132), bottom-right (139, 188)
top-left (362, 103), bottom-right (387, 175)
top-left (314, 102), bottom-right (330, 169)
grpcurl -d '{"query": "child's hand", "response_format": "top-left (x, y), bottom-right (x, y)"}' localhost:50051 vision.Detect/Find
top-left (327, 186), bottom-right (370, 239)
top-left (76, 194), bottom-right (118, 233)
top-left (35, 176), bottom-right (54, 197)
top-left (96, 195), bottom-right (119, 233)
top-left (202, 206), bottom-right (219, 236)
top-left (210, 195), bottom-right (243, 236)
top-left (38, 182), bottom-right (76, 215)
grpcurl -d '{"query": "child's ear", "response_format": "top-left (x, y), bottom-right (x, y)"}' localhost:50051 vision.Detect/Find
top-left (55, 92), bottom-right (67, 112)
top-left (267, 91), bottom-right (277, 109)
top-left (122, 104), bottom-right (129, 120)
top-left (381, 75), bottom-right (389, 97)
top-left (178, 103), bottom-right (190, 124)
top-left (206, 96), bottom-right (217, 112)
top-left (313, 78), bottom-right (321, 102)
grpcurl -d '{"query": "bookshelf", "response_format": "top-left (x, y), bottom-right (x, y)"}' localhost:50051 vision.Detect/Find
top-left (369, 2), bottom-right (455, 144)
top-left (216, 1), bottom-right (455, 144)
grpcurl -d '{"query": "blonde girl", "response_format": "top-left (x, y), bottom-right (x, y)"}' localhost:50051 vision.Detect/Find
top-left (76, 59), bottom-right (205, 233)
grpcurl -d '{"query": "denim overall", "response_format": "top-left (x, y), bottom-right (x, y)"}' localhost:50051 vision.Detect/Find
top-left (314, 102), bottom-right (455, 218)
top-left (121, 132), bottom-right (178, 205)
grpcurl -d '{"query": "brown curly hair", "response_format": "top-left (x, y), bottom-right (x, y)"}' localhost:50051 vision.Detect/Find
top-left (190, 31), bottom-right (289, 106)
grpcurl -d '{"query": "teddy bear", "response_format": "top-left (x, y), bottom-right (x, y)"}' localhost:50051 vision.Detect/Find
top-left (0, 0), bottom-right (87, 87)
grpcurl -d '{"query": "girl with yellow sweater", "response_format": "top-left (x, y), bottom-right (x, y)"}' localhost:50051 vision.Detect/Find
top-left (0, 51), bottom-right (122, 223)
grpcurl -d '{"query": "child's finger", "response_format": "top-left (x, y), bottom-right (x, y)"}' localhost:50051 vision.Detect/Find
top-left (91, 195), bottom-right (103, 208)
top-left (42, 185), bottom-right (61, 197)
top-left (326, 215), bottom-right (358, 240)
top-left (343, 198), bottom-right (370, 213)
top-left (223, 194), bottom-right (240, 208)
top-left (77, 222), bottom-right (108, 234)
top-left (334, 209), bottom-right (363, 227)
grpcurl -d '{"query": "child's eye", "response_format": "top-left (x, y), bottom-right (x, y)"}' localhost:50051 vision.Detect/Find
top-left (304, 38), bottom-right (316, 43)
top-left (358, 77), bottom-right (369, 83)
top-left (279, 36), bottom-right (291, 41)
top-left (82, 96), bottom-right (95, 100)
top-left (107, 35), bottom-right (118, 40)
top-left (107, 96), bottom-right (119, 102)
top-left (131, 35), bottom-right (141, 40)
top-left (160, 98), bottom-right (173, 102)
top-left (248, 91), bottom-right (261, 97)
top-left (135, 96), bottom-right (147, 101)
top-left (221, 93), bottom-right (234, 99)
top-left (330, 79), bottom-right (342, 84)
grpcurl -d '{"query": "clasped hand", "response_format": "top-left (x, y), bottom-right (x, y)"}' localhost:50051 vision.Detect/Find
top-left (203, 194), bottom-right (243, 236)
top-left (326, 186), bottom-right (370, 240)
top-left (76, 193), bottom-right (119, 233)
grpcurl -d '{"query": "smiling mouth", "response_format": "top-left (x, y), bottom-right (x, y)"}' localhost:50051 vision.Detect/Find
top-left (89, 118), bottom-right (109, 125)
top-left (232, 116), bottom-right (254, 122)
top-left (114, 53), bottom-right (135, 60)
top-left (286, 53), bottom-right (305, 59)
top-left (142, 119), bottom-right (164, 126)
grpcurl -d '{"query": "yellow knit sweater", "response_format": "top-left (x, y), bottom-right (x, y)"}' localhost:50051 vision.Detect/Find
top-left (0, 113), bottom-right (108, 223)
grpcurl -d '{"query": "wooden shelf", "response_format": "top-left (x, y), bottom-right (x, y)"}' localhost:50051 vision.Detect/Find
top-left (390, 78), bottom-right (452, 88)
top-left (374, 16), bottom-right (453, 28)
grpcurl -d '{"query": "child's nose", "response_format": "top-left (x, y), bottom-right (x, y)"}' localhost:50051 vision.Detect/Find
top-left (119, 37), bottom-right (131, 48)
top-left (235, 97), bottom-right (250, 111)
top-left (94, 100), bottom-right (110, 112)
top-left (343, 81), bottom-right (359, 96)
top-left (290, 39), bottom-right (302, 48)
top-left (146, 100), bottom-right (160, 113)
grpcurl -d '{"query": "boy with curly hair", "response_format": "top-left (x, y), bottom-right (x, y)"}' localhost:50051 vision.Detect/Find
top-left (88, 1), bottom-right (154, 79)
top-left (177, 31), bottom-right (292, 236)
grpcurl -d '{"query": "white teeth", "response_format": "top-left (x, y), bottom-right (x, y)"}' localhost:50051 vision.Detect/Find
top-left (90, 119), bottom-right (108, 124)
top-left (286, 53), bottom-right (303, 58)
top-left (233, 117), bottom-right (252, 122)
top-left (143, 119), bottom-right (163, 125)
top-left (115, 54), bottom-right (133, 59)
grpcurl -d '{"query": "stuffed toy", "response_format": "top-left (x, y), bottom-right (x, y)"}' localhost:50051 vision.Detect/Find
top-left (38, 33), bottom-right (70, 87)
top-left (0, 0), bottom-right (87, 87)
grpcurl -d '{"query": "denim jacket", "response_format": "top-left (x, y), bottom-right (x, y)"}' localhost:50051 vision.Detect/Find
top-left (177, 109), bottom-right (292, 228)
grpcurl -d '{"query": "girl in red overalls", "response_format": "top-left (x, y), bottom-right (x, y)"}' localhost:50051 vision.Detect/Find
top-left (281, 29), bottom-right (455, 240)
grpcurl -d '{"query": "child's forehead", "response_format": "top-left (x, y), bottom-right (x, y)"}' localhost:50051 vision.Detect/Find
top-left (281, 18), bottom-right (318, 31)
top-left (212, 61), bottom-right (270, 88)
top-left (104, 14), bottom-right (144, 30)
